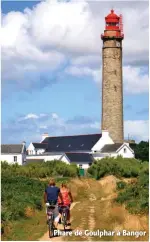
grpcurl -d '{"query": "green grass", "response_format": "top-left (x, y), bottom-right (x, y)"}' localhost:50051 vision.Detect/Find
top-left (1, 172), bottom-right (70, 241)
top-left (88, 157), bottom-right (149, 214)
top-left (2, 209), bottom-right (48, 241)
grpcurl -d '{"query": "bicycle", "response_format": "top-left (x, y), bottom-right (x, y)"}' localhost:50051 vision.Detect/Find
top-left (46, 201), bottom-right (57, 238)
top-left (60, 205), bottom-right (69, 231)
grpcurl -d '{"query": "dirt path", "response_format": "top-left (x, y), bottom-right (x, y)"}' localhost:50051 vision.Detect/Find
top-left (39, 177), bottom-right (149, 241)
top-left (39, 202), bottom-right (79, 241)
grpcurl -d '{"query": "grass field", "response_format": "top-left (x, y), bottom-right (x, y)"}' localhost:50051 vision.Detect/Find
top-left (1, 159), bottom-right (149, 241)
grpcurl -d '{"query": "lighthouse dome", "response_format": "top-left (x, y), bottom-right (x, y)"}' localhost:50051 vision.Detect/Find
top-left (105, 9), bottom-right (119, 22)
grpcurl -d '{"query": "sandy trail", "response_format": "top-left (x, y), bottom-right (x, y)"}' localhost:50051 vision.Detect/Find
top-left (39, 202), bottom-right (79, 241)
top-left (39, 177), bottom-right (148, 241)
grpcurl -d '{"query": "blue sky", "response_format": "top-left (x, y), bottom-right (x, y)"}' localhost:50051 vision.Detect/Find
top-left (1, 0), bottom-right (149, 145)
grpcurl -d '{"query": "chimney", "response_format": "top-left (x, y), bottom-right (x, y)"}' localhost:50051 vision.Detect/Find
top-left (102, 130), bottom-right (109, 138)
top-left (22, 141), bottom-right (26, 154)
top-left (41, 133), bottom-right (49, 142)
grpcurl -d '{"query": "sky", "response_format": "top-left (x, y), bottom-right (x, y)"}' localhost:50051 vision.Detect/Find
top-left (1, 0), bottom-right (149, 145)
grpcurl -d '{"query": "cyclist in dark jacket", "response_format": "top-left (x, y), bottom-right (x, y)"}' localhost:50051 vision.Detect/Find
top-left (44, 178), bottom-right (63, 227)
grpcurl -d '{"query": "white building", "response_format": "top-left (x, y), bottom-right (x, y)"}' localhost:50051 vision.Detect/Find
top-left (27, 142), bottom-right (47, 155)
top-left (26, 131), bottom-right (135, 168)
top-left (93, 143), bottom-right (134, 160)
top-left (1, 142), bottom-right (26, 165)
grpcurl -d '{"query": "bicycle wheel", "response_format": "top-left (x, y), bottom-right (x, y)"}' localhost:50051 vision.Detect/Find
top-left (62, 213), bottom-right (67, 231)
top-left (48, 220), bottom-right (54, 238)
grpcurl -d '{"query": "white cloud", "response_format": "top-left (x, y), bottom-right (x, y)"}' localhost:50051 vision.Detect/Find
top-left (65, 66), bottom-right (94, 77)
top-left (71, 55), bottom-right (101, 67)
top-left (39, 125), bottom-right (47, 129)
top-left (123, 66), bottom-right (149, 94)
top-left (1, 0), bottom-right (148, 91)
top-left (19, 113), bottom-right (39, 121)
top-left (3, 110), bottom-right (148, 143)
top-left (124, 120), bottom-right (149, 141)
top-left (51, 113), bottom-right (59, 119)
top-left (39, 113), bottom-right (48, 117)
top-left (64, 64), bottom-right (148, 94)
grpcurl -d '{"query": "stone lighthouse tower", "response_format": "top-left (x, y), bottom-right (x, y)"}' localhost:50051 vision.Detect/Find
top-left (101, 9), bottom-right (124, 143)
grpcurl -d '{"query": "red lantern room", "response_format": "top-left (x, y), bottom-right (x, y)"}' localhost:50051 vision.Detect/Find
top-left (101, 9), bottom-right (124, 40)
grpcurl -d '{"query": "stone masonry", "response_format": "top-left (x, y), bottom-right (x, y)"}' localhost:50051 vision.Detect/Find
top-left (102, 38), bottom-right (124, 143)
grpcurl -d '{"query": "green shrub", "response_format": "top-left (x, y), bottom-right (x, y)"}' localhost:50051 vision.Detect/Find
top-left (116, 168), bottom-right (149, 214)
top-left (88, 157), bottom-right (149, 214)
top-left (1, 160), bottom-right (79, 178)
top-left (88, 156), bottom-right (143, 179)
top-left (1, 175), bottom-right (46, 222)
top-left (117, 181), bottom-right (126, 190)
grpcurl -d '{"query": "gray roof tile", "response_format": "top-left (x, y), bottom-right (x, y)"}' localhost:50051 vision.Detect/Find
top-left (65, 152), bottom-right (94, 163)
top-left (32, 143), bottom-right (48, 149)
top-left (42, 134), bottom-right (102, 152)
top-left (1, 144), bottom-right (23, 154)
top-left (101, 143), bottom-right (123, 153)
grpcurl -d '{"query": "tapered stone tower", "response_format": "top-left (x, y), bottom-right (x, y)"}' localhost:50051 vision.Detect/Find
top-left (101, 9), bottom-right (124, 143)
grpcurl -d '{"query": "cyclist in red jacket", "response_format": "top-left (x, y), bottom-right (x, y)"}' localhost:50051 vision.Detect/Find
top-left (58, 183), bottom-right (73, 225)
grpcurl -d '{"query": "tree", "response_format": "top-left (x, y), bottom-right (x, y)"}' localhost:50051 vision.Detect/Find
top-left (130, 141), bottom-right (149, 162)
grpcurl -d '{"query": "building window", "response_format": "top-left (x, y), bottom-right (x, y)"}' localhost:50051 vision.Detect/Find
top-left (89, 163), bottom-right (92, 166)
top-left (14, 156), bottom-right (17, 162)
top-left (124, 148), bottom-right (127, 153)
top-left (79, 164), bottom-right (82, 168)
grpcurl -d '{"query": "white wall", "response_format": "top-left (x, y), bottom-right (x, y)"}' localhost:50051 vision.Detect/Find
top-left (117, 146), bottom-right (134, 158)
top-left (44, 155), bottom-right (62, 161)
top-left (40, 133), bottom-right (49, 143)
top-left (27, 143), bottom-right (45, 155)
top-left (60, 155), bottom-right (70, 164)
top-left (77, 163), bottom-right (90, 169)
top-left (92, 153), bottom-right (107, 160)
top-left (36, 149), bottom-right (45, 155)
top-left (1, 154), bottom-right (23, 165)
top-left (26, 154), bottom-right (62, 161)
top-left (27, 143), bottom-right (35, 155)
top-left (91, 130), bottom-right (114, 152)
top-left (92, 145), bottom-right (134, 160)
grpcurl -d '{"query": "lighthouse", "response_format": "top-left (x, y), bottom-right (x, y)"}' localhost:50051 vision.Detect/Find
top-left (101, 9), bottom-right (124, 143)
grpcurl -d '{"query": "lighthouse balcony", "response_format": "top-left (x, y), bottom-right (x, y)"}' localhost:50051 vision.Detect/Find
top-left (101, 34), bottom-right (124, 40)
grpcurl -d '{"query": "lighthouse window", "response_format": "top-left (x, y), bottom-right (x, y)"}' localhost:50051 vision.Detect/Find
top-left (114, 85), bottom-right (117, 92)
top-left (108, 23), bottom-right (116, 26)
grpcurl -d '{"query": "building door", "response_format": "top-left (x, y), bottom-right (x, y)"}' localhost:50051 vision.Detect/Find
top-left (79, 164), bottom-right (85, 177)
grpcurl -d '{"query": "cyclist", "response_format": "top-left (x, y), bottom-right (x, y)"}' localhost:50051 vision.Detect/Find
top-left (58, 182), bottom-right (73, 226)
top-left (44, 178), bottom-right (63, 228)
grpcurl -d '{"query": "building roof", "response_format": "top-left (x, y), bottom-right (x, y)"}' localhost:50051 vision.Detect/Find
top-left (1, 144), bottom-right (23, 154)
top-left (42, 134), bottom-right (102, 152)
top-left (32, 143), bottom-right (48, 149)
top-left (101, 143), bottom-right (123, 153)
top-left (65, 152), bottom-right (94, 163)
